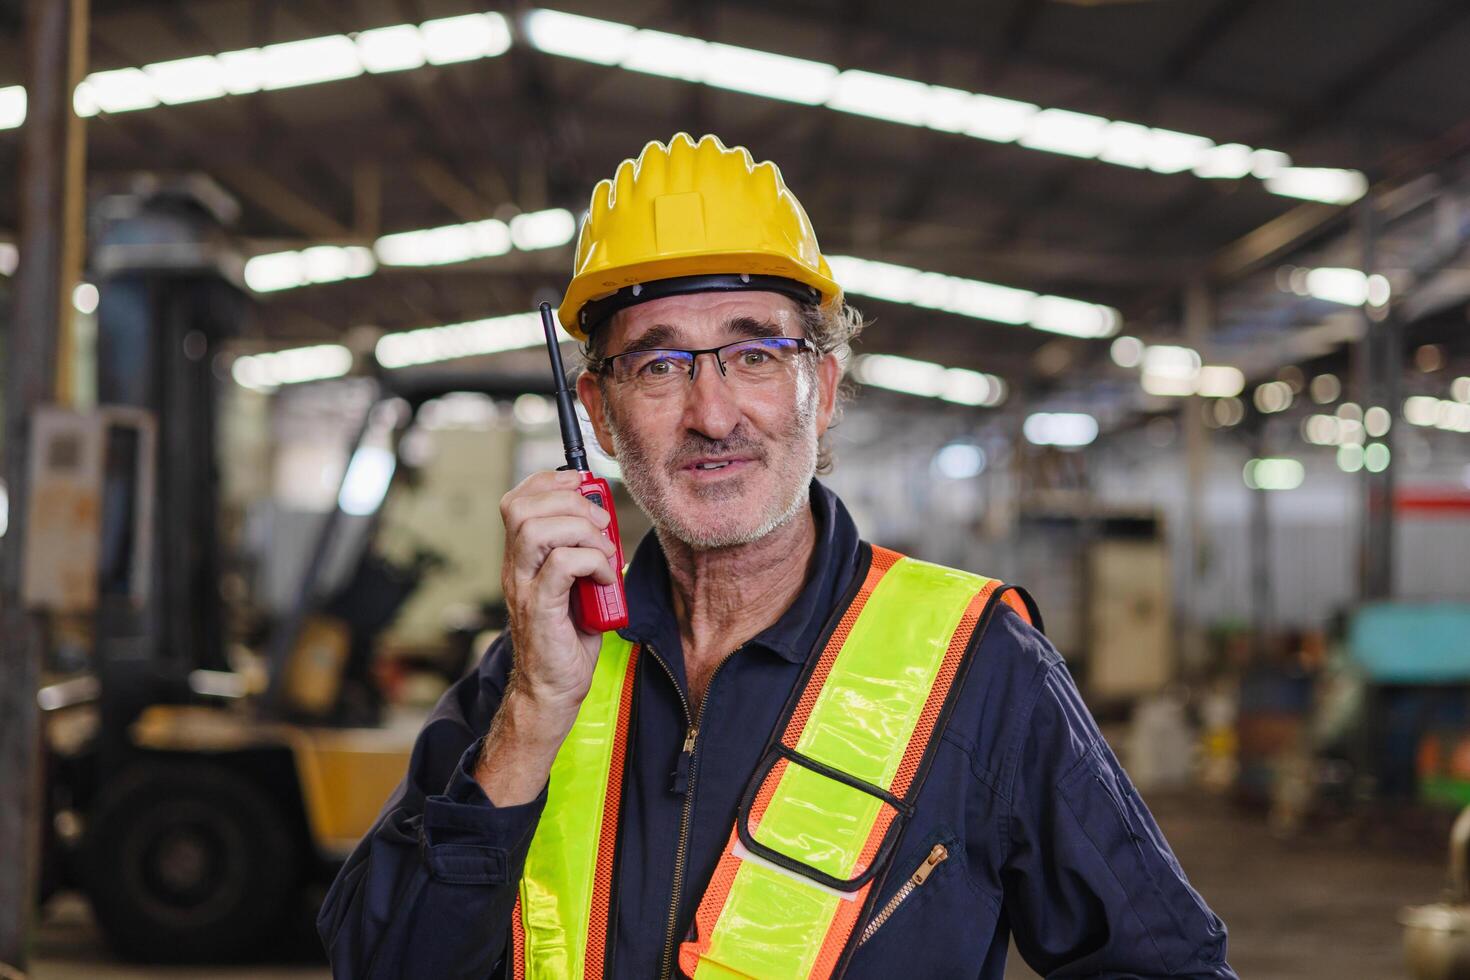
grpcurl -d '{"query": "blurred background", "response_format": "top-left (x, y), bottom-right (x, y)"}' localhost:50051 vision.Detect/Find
top-left (2, 0), bottom-right (1470, 977)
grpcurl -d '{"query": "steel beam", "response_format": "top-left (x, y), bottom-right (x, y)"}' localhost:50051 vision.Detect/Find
top-left (0, 0), bottom-right (88, 969)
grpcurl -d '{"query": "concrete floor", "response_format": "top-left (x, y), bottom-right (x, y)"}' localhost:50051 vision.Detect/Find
top-left (32, 792), bottom-right (1448, 979)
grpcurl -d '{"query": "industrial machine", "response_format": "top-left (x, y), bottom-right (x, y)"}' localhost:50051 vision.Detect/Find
top-left (1403, 804), bottom-right (1470, 980)
top-left (34, 181), bottom-right (553, 961)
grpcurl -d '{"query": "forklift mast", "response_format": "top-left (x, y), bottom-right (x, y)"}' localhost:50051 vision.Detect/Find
top-left (90, 178), bottom-right (247, 754)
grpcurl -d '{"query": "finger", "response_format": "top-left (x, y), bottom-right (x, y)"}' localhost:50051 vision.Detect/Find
top-left (512, 516), bottom-right (617, 575)
top-left (502, 488), bottom-right (612, 537)
top-left (532, 546), bottom-right (618, 601)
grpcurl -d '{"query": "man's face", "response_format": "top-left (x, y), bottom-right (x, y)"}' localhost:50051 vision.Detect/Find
top-left (576, 291), bottom-right (840, 551)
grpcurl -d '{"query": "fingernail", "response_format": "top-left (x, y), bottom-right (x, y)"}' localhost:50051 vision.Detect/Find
top-left (594, 507), bottom-right (612, 527)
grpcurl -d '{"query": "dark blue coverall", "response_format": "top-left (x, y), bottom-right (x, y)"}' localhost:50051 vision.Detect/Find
top-left (319, 482), bottom-right (1235, 979)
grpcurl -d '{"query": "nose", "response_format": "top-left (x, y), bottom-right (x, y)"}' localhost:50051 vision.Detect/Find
top-left (681, 351), bottom-right (742, 441)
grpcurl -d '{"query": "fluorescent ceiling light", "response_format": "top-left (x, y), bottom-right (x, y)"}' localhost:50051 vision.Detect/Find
top-left (851, 353), bottom-right (1006, 407)
top-left (1140, 344), bottom-right (1200, 395)
top-left (231, 344), bottom-right (353, 390)
top-left (1311, 268), bottom-right (1378, 306)
top-left (623, 30), bottom-right (707, 81)
top-left (1196, 365), bottom-right (1245, 398)
top-left (932, 443), bottom-right (986, 480)
top-left (79, 68), bottom-right (159, 114)
top-left (57, 13), bottom-right (511, 122)
top-left (705, 42), bottom-right (836, 104)
top-left (0, 4), bottom-right (1366, 207)
top-left (522, 9), bottom-right (633, 65)
top-left (375, 311), bottom-right (574, 369)
top-left (1250, 150), bottom-right (1291, 179)
top-left (244, 246), bottom-right (375, 292)
top-left (355, 25), bottom-right (427, 73)
top-left (517, 9), bottom-right (1351, 201)
top-left (828, 70), bottom-right (932, 126)
top-left (1029, 296), bottom-right (1119, 338)
top-left (374, 219), bottom-right (512, 266)
top-left (1285, 266), bottom-right (1390, 306)
top-left (421, 13), bottom-right (512, 65)
top-left (1194, 143), bottom-right (1254, 180)
top-left (0, 85), bottom-right (22, 130)
top-left (1244, 457), bottom-right (1304, 491)
top-left (827, 255), bottom-right (1120, 338)
top-left (1110, 336), bottom-right (1144, 368)
top-left (1099, 121), bottom-right (1152, 170)
top-left (145, 56), bottom-right (228, 105)
top-left (1023, 412), bottom-right (1098, 447)
top-left (509, 208), bottom-right (577, 250)
top-left (1143, 128), bottom-right (1214, 175)
top-left (1020, 109), bottom-right (1109, 159)
top-left (1265, 167), bottom-right (1368, 205)
top-left (259, 36), bottom-right (362, 90)
top-left (252, 225), bottom-right (1116, 345)
top-left (1404, 395), bottom-right (1470, 433)
top-left (958, 93), bottom-right (1037, 143)
top-left (529, 9), bottom-right (842, 104)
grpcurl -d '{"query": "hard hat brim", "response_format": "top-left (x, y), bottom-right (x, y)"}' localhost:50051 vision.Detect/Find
top-left (559, 251), bottom-right (842, 341)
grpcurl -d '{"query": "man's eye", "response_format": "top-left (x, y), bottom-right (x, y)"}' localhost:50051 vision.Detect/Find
top-left (641, 357), bottom-right (677, 376)
top-left (739, 349), bottom-right (770, 366)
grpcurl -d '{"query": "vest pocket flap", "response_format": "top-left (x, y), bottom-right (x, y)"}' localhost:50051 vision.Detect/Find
top-left (736, 743), bottom-right (911, 893)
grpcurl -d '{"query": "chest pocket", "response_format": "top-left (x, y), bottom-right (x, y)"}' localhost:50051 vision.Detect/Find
top-left (1059, 743), bottom-right (1216, 974)
top-left (849, 829), bottom-right (1001, 979)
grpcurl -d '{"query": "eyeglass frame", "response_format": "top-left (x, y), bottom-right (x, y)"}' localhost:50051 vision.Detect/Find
top-left (589, 336), bottom-right (816, 387)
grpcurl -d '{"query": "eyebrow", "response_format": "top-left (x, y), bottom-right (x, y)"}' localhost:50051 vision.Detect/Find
top-left (613, 315), bottom-right (789, 357)
top-left (615, 323), bottom-right (682, 356)
top-left (723, 316), bottom-right (787, 341)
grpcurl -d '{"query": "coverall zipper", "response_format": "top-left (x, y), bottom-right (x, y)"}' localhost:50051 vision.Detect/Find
top-left (857, 843), bottom-right (949, 947)
top-left (646, 643), bottom-right (743, 980)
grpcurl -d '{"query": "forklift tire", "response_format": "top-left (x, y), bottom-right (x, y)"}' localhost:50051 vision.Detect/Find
top-left (83, 761), bottom-right (301, 962)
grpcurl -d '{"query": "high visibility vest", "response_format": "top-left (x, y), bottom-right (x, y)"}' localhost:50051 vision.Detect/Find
top-left (511, 545), bottom-right (1038, 979)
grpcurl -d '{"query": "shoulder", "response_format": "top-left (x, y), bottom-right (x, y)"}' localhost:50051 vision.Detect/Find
top-left (943, 599), bottom-right (1085, 798)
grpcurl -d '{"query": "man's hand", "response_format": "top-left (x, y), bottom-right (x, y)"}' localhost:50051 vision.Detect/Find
top-left (474, 469), bottom-right (618, 806)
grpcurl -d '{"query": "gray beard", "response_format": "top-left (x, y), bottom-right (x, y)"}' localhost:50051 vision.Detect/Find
top-left (605, 381), bottom-right (819, 552)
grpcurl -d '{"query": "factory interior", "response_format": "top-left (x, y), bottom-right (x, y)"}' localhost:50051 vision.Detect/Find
top-left (4, 0), bottom-right (1470, 977)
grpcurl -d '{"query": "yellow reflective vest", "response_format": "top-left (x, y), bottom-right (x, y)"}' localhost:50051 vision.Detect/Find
top-left (512, 545), bottom-right (1036, 980)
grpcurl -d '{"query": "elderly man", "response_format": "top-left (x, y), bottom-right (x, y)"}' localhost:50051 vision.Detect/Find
top-left (320, 134), bottom-right (1234, 979)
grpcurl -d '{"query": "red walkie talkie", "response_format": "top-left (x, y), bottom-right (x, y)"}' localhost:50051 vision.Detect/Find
top-left (539, 302), bottom-right (629, 632)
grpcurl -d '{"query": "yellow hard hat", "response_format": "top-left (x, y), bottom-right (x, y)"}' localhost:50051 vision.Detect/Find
top-left (559, 133), bottom-right (842, 339)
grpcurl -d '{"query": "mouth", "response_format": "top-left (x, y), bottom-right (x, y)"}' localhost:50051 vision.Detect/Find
top-left (680, 456), bottom-right (757, 477)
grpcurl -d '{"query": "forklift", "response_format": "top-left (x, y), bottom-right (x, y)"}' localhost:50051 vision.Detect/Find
top-left (33, 180), bottom-right (555, 961)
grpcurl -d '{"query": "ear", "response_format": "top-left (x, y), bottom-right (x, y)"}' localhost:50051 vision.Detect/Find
top-left (814, 352), bottom-right (841, 437)
top-left (576, 369), bottom-right (618, 456)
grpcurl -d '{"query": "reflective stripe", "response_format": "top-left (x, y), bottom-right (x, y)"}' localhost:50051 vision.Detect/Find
top-left (513, 634), bottom-right (638, 980)
top-left (681, 547), bottom-right (999, 979)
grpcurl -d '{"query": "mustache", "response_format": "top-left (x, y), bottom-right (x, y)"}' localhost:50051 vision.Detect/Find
top-left (666, 430), bottom-right (767, 470)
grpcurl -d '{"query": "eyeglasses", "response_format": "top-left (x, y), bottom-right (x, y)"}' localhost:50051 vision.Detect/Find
top-left (601, 337), bottom-right (814, 396)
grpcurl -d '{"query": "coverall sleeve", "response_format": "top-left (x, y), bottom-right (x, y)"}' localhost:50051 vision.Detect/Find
top-left (317, 634), bottom-right (544, 980)
top-left (1002, 662), bottom-right (1236, 979)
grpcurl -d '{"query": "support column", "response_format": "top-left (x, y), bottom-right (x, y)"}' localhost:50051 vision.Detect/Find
top-left (1359, 192), bottom-right (1399, 600)
top-left (1248, 422), bottom-right (1272, 656)
top-left (1182, 280), bottom-right (1212, 674)
top-left (0, 0), bottom-right (89, 969)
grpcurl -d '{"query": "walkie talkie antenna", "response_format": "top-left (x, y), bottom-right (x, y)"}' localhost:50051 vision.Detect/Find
top-left (539, 302), bottom-right (588, 473)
